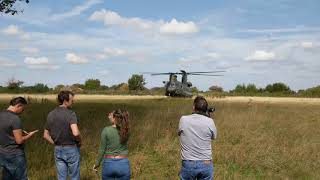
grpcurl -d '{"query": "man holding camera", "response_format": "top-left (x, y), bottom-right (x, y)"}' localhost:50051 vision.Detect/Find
top-left (178, 96), bottom-right (217, 180)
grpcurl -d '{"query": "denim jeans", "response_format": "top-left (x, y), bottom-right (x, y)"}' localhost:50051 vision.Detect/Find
top-left (0, 153), bottom-right (28, 180)
top-left (102, 158), bottom-right (130, 180)
top-left (54, 146), bottom-right (80, 180)
top-left (180, 160), bottom-right (214, 180)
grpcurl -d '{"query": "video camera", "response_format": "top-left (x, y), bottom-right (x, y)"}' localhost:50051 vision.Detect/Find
top-left (206, 107), bottom-right (215, 117)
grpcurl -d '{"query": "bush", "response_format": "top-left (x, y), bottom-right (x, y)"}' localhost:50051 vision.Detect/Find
top-left (128, 74), bottom-right (146, 91)
top-left (84, 79), bottom-right (101, 90)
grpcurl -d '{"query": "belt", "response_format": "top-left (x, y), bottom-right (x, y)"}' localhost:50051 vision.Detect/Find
top-left (56, 144), bottom-right (77, 147)
top-left (182, 160), bottom-right (212, 164)
top-left (104, 155), bottom-right (128, 159)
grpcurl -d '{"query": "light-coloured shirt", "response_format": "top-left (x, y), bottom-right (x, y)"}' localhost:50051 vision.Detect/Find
top-left (178, 113), bottom-right (217, 160)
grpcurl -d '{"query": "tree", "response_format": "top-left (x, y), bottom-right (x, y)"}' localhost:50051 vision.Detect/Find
top-left (31, 83), bottom-right (49, 93)
top-left (246, 84), bottom-right (258, 93)
top-left (150, 87), bottom-right (165, 95)
top-left (233, 84), bottom-right (246, 93)
top-left (299, 86), bottom-right (320, 97)
top-left (191, 87), bottom-right (199, 93)
top-left (209, 85), bottom-right (223, 92)
top-left (72, 83), bottom-right (85, 89)
top-left (128, 74), bottom-right (146, 91)
top-left (265, 82), bottom-right (291, 93)
top-left (110, 83), bottom-right (125, 90)
top-left (84, 79), bottom-right (101, 90)
top-left (100, 85), bottom-right (109, 90)
top-left (0, 0), bottom-right (29, 15)
top-left (118, 83), bottom-right (129, 92)
top-left (54, 84), bottom-right (65, 92)
top-left (7, 78), bottom-right (23, 90)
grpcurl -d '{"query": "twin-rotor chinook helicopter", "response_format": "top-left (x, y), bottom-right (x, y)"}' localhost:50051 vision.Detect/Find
top-left (144, 70), bottom-right (225, 97)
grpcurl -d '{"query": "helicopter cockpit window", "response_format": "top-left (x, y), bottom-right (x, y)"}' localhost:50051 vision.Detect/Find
top-left (172, 75), bottom-right (177, 81)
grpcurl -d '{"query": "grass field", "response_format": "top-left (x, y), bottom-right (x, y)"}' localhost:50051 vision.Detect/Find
top-left (0, 96), bottom-right (320, 179)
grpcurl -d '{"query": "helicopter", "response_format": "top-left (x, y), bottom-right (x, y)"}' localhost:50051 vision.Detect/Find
top-left (144, 70), bottom-right (225, 97)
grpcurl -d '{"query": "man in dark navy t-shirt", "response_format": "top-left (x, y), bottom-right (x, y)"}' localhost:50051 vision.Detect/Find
top-left (0, 97), bottom-right (38, 180)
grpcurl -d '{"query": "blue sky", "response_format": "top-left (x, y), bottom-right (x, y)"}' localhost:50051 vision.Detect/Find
top-left (0, 0), bottom-right (319, 90)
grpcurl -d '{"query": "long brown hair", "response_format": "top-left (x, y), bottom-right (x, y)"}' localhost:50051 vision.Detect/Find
top-left (113, 109), bottom-right (129, 144)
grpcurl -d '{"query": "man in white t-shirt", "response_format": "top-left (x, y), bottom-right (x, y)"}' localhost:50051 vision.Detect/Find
top-left (178, 96), bottom-right (217, 180)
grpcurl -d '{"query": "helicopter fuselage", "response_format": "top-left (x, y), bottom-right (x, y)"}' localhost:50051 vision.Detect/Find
top-left (163, 80), bottom-right (192, 97)
top-left (145, 70), bottom-right (224, 97)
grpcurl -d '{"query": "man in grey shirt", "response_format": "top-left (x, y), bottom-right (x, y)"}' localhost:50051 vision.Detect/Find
top-left (43, 91), bottom-right (82, 180)
top-left (0, 97), bottom-right (38, 180)
top-left (178, 96), bottom-right (217, 180)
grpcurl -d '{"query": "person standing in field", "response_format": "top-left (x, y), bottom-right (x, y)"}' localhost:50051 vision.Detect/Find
top-left (178, 96), bottom-right (217, 180)
top-left (93, 109), bottom-right (130, 180)
top-left (43, 91), bottom-right (82, 180)
top-left (0, 97), bottom-right (38, 180)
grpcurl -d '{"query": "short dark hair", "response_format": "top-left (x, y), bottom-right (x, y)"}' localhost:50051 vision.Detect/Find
top-left (193, 96), bottom-right (208, 113)
top-left (10, 97), bottom-right (28, 106)
top-left (57, 91), bottom-right (74, 105)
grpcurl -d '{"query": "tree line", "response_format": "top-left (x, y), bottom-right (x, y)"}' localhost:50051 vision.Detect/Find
top-left (0, 75), bottom-right (149, 94)
top-left (207, 83), bottom-right (320, 97)
top-left (1, 75), bottom-right (319, 97)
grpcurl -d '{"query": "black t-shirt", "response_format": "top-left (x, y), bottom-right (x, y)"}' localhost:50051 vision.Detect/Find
top-left (45, 107), bottom-right (79, 145)
top-left (0, 110), bottom-right (24, 155)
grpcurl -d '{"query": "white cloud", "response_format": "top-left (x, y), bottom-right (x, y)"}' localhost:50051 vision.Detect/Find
top-left (89, 9), bottom-right (199, 35)
top-left (2, 25), bottom-right (19, 35)
top-left (96, 48), bottom-right (127, 60)
top-left (66, 53), bottom-right (88, 64)
top-left (24, 57), bottom-right (49, 65)
top-left (0, 59), bottom-right (17, 67)
top-left (245, 50), bottom-right (276, 61)
top-left (1, 25), bottom-right (30, 40)
top-left (160, 19), bottom-right (199, 35)
top-left (20, 47), bottom-right (39, 54)
top-left (240, 27), bottom-right (320, 34)
top-left (104, 48), bottom-right (127, 56)
top-left (23, 57), bottom-right (59, 70)
top-left (89, 9), bottom-right (153, 30)
top-left (51, 0), bottom-right (102, 21)
top-left (301, 41), bottom-right (314, 49)
top-left (27, 65), bottom-right (60, 70)
top-left (179, 52), bottom-right (221, 64)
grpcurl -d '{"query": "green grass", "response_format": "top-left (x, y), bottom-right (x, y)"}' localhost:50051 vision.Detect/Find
top-left (0, 98), bottom-right (319, 179)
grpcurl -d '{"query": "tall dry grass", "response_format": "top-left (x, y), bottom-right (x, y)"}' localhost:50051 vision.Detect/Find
top-left (0, 98), bottom-right (319, 179)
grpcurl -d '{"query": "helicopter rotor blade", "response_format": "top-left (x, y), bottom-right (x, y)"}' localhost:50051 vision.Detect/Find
top-left (142, 72), bottom-right (182, 75)
top-left (186, 71), bottom-right (226, 74)
top-left (150, 73), bottom-right (176, 75)
top-left (188, 73), bottom-right (224, 76)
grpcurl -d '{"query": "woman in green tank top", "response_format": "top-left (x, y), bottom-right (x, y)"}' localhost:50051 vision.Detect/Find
top-left (93, 109), bottom-right (130, 180)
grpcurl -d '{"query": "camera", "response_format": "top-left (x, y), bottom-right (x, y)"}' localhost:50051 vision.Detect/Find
top-left (206, 107), bottom-right (215, 117)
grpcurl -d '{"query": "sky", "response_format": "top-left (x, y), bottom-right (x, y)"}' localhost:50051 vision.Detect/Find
top-left (0, 0), bottom-right (319, 91)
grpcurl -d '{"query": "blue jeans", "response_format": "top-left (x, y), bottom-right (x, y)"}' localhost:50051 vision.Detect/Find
top-left (54, 146), bottom-right (80, 180)
top-left (102, 158), bottom-right (130, 180)
top-left (180, 160), bottom-right (214, 180)
top-left (0, 153), bottom-right (27, 180)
